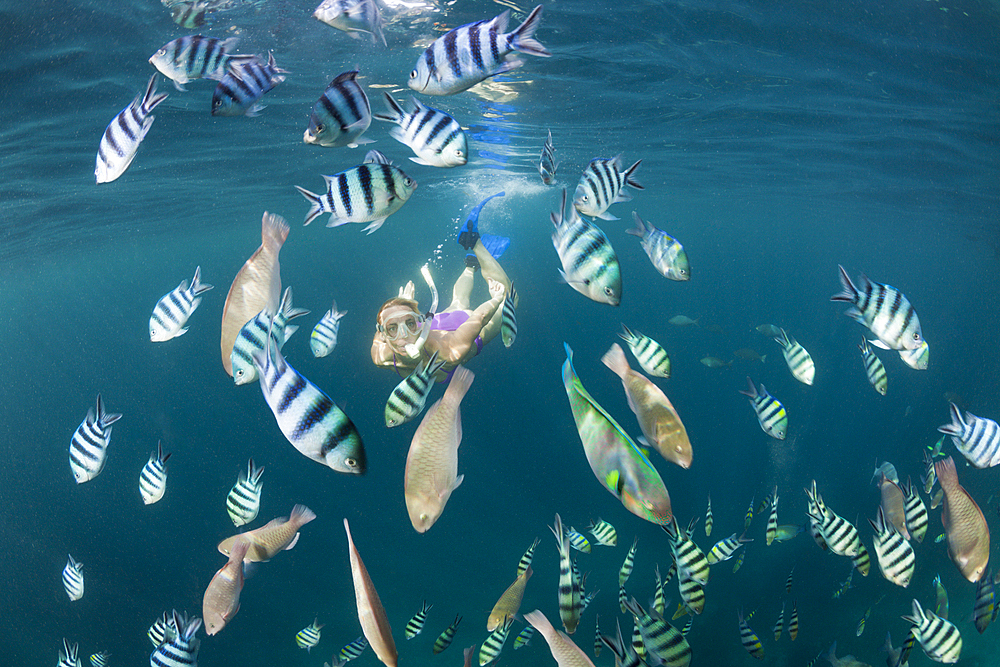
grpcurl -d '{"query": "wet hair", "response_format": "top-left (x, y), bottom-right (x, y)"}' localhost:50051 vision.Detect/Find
top-left (376, 297), bottom-right (419, 326)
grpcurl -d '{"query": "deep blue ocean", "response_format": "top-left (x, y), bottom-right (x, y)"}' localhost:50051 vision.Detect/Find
top-left (2, 0), bottom-right (999, 665)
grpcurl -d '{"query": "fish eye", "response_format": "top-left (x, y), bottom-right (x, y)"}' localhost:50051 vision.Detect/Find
top-left (455, 149), bottom-right (464, 157)
top-left (912, 333), bottom-right (920, 341)
top-left (315, 124), bottom-right (324, 132)
top-left (157, 49), bottom-right (165, 56)
top-left (235, 369), bottom-right (244, 378)
top-left (345, 458), bottom-right (357, 468)
top-left (604, 286), bottom-right (614, 296)
top-left (680, 269), bottom-right (687, 275)
top-left (410, 70), bottom-right (418, 79)
top-left (582, 195), bottom-right (589, 201)
top-left (405, 177), bottom-right (414, 186)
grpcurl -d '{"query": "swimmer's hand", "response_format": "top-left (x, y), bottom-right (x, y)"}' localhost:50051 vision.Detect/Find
top-left (398, 281), bottom-right (416, 300)
top-left (488, 279), bottom-right (506, 301)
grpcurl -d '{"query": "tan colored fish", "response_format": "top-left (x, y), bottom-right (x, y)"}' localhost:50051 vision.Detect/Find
top-left (404, 366), bottom-right (474, 533)
top-left (669, 315), bottom-right (699, 327)
top-left (345, 518), bottom-right (398, 667)
top-left (936, 456), bottom-right (990, 582)
top-left (217, 504), bottom-right (316, 562)
top-left (487, 566), bottom-right (532, 631)
top-left (601, 343), bottom-right (692, 469)
top-left (878, 474), bottom-right (910, 540)
top-left (220, 211), bottom-right (288, 376)
top-left (700, 356), bottom-right (731, 369)
top-left (203, 537), bottom-right (250, 635)
top-left (523, 609), bottom-right (596, 667)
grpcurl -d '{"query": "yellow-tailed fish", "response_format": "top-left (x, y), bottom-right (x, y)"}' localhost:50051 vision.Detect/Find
top-left (562, 343), bottom-right (672, 525)
top-left (344, 518), bottom-right (397, 667)
top-left (220, 211), bottom-right (287, 376)
top-left (601, 343), bottom-right (692, 469)
top-left (217, 504), bottom-right (316, 562)
top-left (745, 495), bottom-right (755, 529)
top-left (523, 609), bottom-right (596, 667)
top-left (404, 366), bottom-right (473, 533)
top-left (487, 566), bottom-right (532, 631)
top-left (732, 550), bottom-right (745, 573)
top-left (936, 456), bottom-right (990, 582)
top-left (856, 607), bottom-right (871, 636)
top-left (203, 537), bottom-right (250, 635)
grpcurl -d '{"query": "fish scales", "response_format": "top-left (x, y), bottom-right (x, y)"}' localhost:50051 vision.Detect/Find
top-left (218, 504), bottom-right (316, 562)
top-left (523, 609), bottom-right (596, 667)
top-left (203, 538), bottom-right (250, 635)
top-left (488, 567), bottom-right (531, 631)
top-left (935, 456), bottom-right (990, 582)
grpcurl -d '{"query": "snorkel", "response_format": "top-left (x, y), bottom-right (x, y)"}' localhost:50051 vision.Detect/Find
top-left (404, 264), bottom-right (438, 358)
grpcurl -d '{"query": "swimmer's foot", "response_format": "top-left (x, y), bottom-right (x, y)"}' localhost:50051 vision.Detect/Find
top-left (465, 253), bottom-right (480, 270)
top-left (458, 218), bottom-right (480, 251)
top-left (480, 233), bottom-right (510, 259)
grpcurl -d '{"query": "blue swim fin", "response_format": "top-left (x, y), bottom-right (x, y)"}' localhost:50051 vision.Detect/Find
top-left (480, 233), bottom-right (510, 259)
top-left (458, 191), bottom-right (505, 250)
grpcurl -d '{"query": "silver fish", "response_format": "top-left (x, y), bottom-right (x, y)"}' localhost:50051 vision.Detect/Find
top-left (62, 555), bottom-right (84, 601)
top-left (139, 440), bottom-right (170, 505)
top-left (304, 71), bottom-right (373, 148)
top-left (550, 189), bottom-right (621, 305)
top-left (311, 300), bottom-right (348, 358)
top-left (69, 394), bottom-right (122, 484)
top-left (627, 212), bottom-right (689, 280)
top-left (149, 35), bottom-right (249, 91)
top-left (313, 0), bottom-right (385, 46)
top-left (231, 286), bottom-right (309, 385)
top-left (539, 129), bottom-right (557, 184)
top-left (95, 74), bottom-right (167, 184)
top-left (831, 265), bottom-right (923, 351)
top-left (573, 155), bottom-right (643, 221)
top-left (149, 266), bottom-right (214, 341)
top-left (373, 94), bottom-right (467, 167)
top-left (295, 163), bottom-right (417, 234)
top-left (211, 52), bottom-right (287, 117)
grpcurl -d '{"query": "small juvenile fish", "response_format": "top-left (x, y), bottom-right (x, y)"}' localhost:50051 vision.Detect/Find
top-left (705, 495), bottom-right (713, 537)
top-left (69, 394), bottom-right (122, 484)
top-left (89, 651), bottom-right (110, 667)
top-left (573, 155), bottom-right (642, 221)
top-left (304, 71), bottom-right (372, 148)
top-left (567, 528), bottom-right (591, 553)
top-left (859, 337), bottom-right (888, 395)
top-left (63, 555), bottom-right (84, 601)
top-left (409, 6), bottom-right (550, 96)
top-left (432, 615), bottom-right (461, 654)
top-left (707, 532), bottom-right (751, 563)
top-left (226, 458), bottom-right (264, 527)
top-left (211, 52), bottom-right (287, 117)
top-left (669, 315), bottom-right (699, 327)
top-left (501, 284), bottom-right (517, 348)
top-left (539, 129), bottom-right (557, 184)
top-left (774, 328), bottom-right (814, 385)
top-left (218, 504), bottom-right (317, 562)
top-left (587, 519), bottom-right (617, 547)
top-left (311, 300), bottom-right (348, 357)
top-left (295, 163), bottom-right (417, 233)
top-left (765, 487), bottom-right (779, 545)
top-left (700, 357), bottom-right (731, 369)
top-left (149, 35), bottom-right (248, 90)
top-left (95, 74), bottom-right (167, 184)
top-left (330, 636), bottom-right (369, 667)
top-left (788, 602), bottom-right (798, 641)
top-left (973, 572), bottom-right (995, 633)
top-left (933, 573), bottom-right (949, 619)
top-left (203, 537), bottom-right (250, 635)
top-left (517, 538), bottom-right (540, 576)
top-left (627, 212), bottom-right (689, 281)
top-left (313, 0), bottom-right (385, 45)
top-left (296, 618), bottom-right (324, 651)
top-left (405, 601), bottom-right (432, 639)
top-left (139, 440), bottom-right (170, 505)
top-left (150, 266), bottom-right (214, 342)
top-left (374, 94), bottom-right (467, 167)
top-left (514, 625), bottom-right (534, 650)
top-left (773, 604), bottom-right (784, 641)
top-left (739, 377), bottom-right (787, 439)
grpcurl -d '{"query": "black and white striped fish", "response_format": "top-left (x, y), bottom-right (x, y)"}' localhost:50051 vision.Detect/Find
top-left (785, 566), bottom-right (794, 593)
top-left (624, 598), bottom-right (691, 667)
top-left (599, 619), bottom-right (644, 667)
top-left (869, 506), bottom-right (914, 587)
top-left (384, 350), bottom-right (446, 427)
top-left (63, 554), bottom-right (84, 601)
top-left (902, 477), bottom-right (928, 543)
top-left (517, 537), bottom-right (539, 577)
top-left (900, 340), bottom-right (930, 370)
top-left (902, 598), bottom-right (962, 663)
top-left (304, 71), bottom-right (372, 148)
top-left (627, 212), bottom-right (689, 281)
top-left (539, 129), bottom-right (557, 184)
top-left (739, 377), bottom-right (787, 439)
top-left (573, 155), bottom-right (643, 221)
top-left (149, 266), bottom-right (214, 341)
top-left (832, 265), bottom-right (924, 351)
top-left (587, 519), bottom-right (617, 547)
top-left (409, 5), bottom-right (550, 96)
top-left (677, 569), bottom-right (705, 615)
top-left (618, 325), bottom-right (670, 378)
top-left (405, 601), bottom-right (432, 639)
top-left (149, 612), bottom-right (178, 647)
top-left (852, 542), bottom-right (872, 576)
top-left (704, 495), bottom-right (713, 537)
top-left (859, 337), bottom-right (888, 395)
top-left (313, 0), bottom-right (385, 46)
top-left (653, 566), bottom-right (666, 615)
top-left (59, 639), bottom-right (81, 667)
top-left (95, 74), bottom-right (168, 184)
top-left (707, 532), bottom-right (751, 564)
top-left (374, 94), bottom-right (467, 167)
top-left (231, 286), bottom-right (309, 384)
top-left (738, 609), bottom-right (764, 660)
top-left (773, 604), bottom-right (784, 641)
top-left (478, 617), bottom-right (513, 666)
top-left (500, 284), bottom-right (517, 348)
top-left (311, 300), bottom-right (347, 358)
top-left (805, 481), bottom-right (861, 557)
top-left (227, 458), bottom-right (264, 527)
top-left (149, 35), bottom-right (249, 91)
top-left (973, 572), bottom-right (995, 634)
top-left (566, 527), bottom-right (592, 553)
top-left (550, 513), bottom-right (582, 634)
top-left (432, 614), bottom-right (461, 654)
top-left (788, 602), bottom-right (798, 641)
top-left (252, 319), bottom-right (366, 475)
top-left (296, 618), bottom-right (323, 651)
top-left (774, 328), bottom-right (814, 386)
top-left (139, 441), bottom-right (171, 505)
top-left (151, 612), bottom-right (202, 667)
top-left (69, 394), bottom-right (122, 484)
top-left (89, 650), bottom-right (110, 667)
top-left (618, 584), bottom-right (628, 614)
top-left (329, 636), bottom-right (368, 667)
top-left (620, 537), bottom-right (637, 587)
top-left (211, 51), bottom-right (287, 117)
top-left (938, 402), bottom-right (1000, 468)
top-left (514, 625), bottom-right (534, 650)
top-left (550, 188), bottom-right (621, 306)
top-left (170, 1), bottom-right (213, 29)
top-left (663, 518), bottom-right (709, 585)
top-left (295, 162), bottom-right (417, 233)
top-left (765, 487), bottom-right (779, 545)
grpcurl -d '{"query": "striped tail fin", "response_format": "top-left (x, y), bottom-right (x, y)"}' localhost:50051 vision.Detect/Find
top-left (295, 186), bottom-right (325, 226)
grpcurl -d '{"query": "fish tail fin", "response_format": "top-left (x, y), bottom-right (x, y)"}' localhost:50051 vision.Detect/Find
top-left (95, 393), bottom-right (123, 427)
top-left (280, 287), bottom-right (310, 322)
top-left (623, 159), bottom-right (643, 189)
top-left (291, 504), bottom-right (317, 526)
top-left (627, 211), bottom-right (648, 238)
top-left (261, 211), bottom-right (290, 249)
top-left (600, 343), bottom-right (630, 380)
top-left (738, 376), bottom-right (758, 399)
top-left (510, 5), bottom-right (550, 57)
top-left (831, 264), bottom-right (858, 302)
top-left (294, 186), bottom-right (324, 226)
top-left (141, 73), bottom-right (169, 114)
top-left (373, 92), bottom-right (406, 123)
top-left (190, 265), bottom-right (214, 296)
top-left (937, 402), bottom-right (965, 437)
top-left (823, 641), bottom-right (838, 664)
top-left (445, 365), bottom-right (475, 400)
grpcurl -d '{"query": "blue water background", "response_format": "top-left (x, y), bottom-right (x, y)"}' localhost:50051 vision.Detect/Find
top-left (1, 0), bottom-right (998, 665)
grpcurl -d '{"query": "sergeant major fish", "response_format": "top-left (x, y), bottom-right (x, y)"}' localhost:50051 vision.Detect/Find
top-left (539, 129), bottom-right (557, 184)
top-left (63, 555), bottom-right (84, 601)
top-left (226, 458), bottom-right (264, 527)
top-left (831, 265), bottom-right (924, 351)
top-left (501, 284), bottom-right (518, 348)
top-left (573, 155), bottom-right (642, 221)
top-left (296, 618), bottom-right (323, 651)
top-left (373, 94), bottom-right (467, 167)
top-left (139, 440), bottom-right (170, 505)
top-left (149, 35), bottom-right (250, 91)
top-left (313, 0), bottom-right (386, 46)
top-left (59, 639), bottom-right (81, 667)
top-left (938, 402), bottom-right (1000, 469)
top-left (405, 601), bottom-right (432, 639)
top-left (627, 212), bottom-right (689, 281)
top-left (95, 74), bottom-right (168, 184)
top-left (151, 612), bottom-right (202, 667)
top-left (408, 5), bottom-right (550, 96)
top-left (150, 266), bottom-right (214, 341)
top-left (211, 52), bottom-right (287, 117)
top-left (774, 328), bottom-right (814, 385)
top-left (739, 377), bottom-right (787, 439)
top-left (231, 286), bottom-right (309, 385)
top-left (551, 189), bottom-right (621, 306)
top-left (618, 325), bottom-right (671, 378)
top-left (69, 394), bottom-right (122, 484)
top-left (385, 351), bottom-right (447, 427)
top-left (295, 162), bottom-right (417, 233)
top-left (859, 337), bottom-right (888, 395)
top-left (304, 71), bottom-right (373, 148)
top-left (311, 299), bottom-right (348, 358)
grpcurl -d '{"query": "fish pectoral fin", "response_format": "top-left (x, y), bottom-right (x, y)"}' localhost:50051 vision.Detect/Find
top-left (409, 157), bottom-right (434, 166)
top-left (439, 474), bottom-right (465, 499)
top-left (363, 218), bottom-right (388, 235)
top-left (176, 327), bottom-right (189, 336)
top-left (596, 211), bottom-right (620, 221)
top-left (605, 469), bottom-right (624, 497)
top-left (635, 436), bottom-right (652, 459)
top-left (868, 338), bottom-right (892, 350)
top-left (284, 532), bottom-right (301, 551)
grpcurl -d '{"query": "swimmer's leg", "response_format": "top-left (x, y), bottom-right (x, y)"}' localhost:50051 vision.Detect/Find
top-left (447, 266), bottom-right (476, 312)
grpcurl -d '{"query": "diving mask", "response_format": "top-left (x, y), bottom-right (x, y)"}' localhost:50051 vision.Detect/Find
top-left (379, 312), bottom-right (424, 341)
